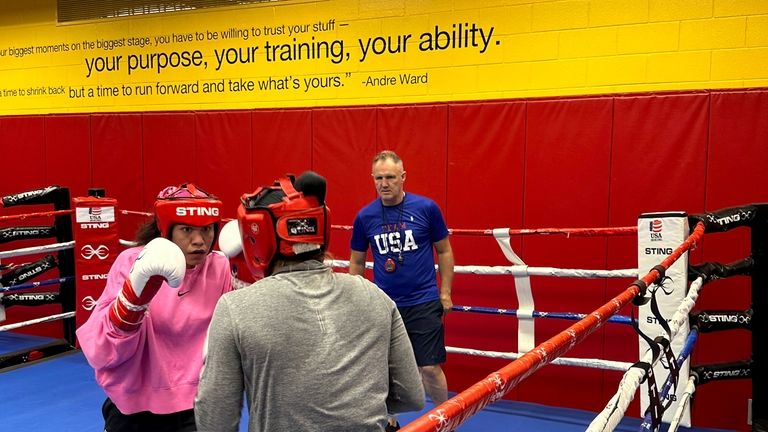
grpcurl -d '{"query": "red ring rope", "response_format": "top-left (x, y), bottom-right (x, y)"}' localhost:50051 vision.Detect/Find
top-left (451, 226), bottom-right (637, 236)
top-left (0, 209), bottom-right (74, 222)
top-left (119, 207), bottom-right (637, 237)
top-left (322, 225), bottom-right (638, 236)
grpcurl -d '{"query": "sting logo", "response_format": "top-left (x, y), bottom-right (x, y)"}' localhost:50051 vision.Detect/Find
top-left (81, 296), bottom-right (98, 310)
top-left (81, 244), bottom-right (109, 260)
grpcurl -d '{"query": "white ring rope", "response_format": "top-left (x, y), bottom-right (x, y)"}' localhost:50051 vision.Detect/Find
top-left (446, 346), bottom-right (632, 371)
top-left (0, 311), bottom-right (75, 332)
top-left (666, 375), bottom-right (697, 432)
top-left (0, 241), bottom-right (74, 259)
top-left (113, 248), bottom-right (635, 278)
top-left (328, 260), bottom-right (637, 278)
top-left (117, 240), bottom-right (648, 382)
top-left (120, 239), bottom-right (137, 247)
top-left (586, 276), bottom-right (706, 432)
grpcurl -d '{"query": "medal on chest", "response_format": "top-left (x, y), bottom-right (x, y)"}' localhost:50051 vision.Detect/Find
top-left (381, 195), bottom-right (407, 274)
top-left (385, 257), bottom-right (397, 273)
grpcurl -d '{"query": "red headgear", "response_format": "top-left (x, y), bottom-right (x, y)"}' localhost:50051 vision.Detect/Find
top-left (237, 171), bottom-right (330, 280)
top-left (154, 183), bottom-right (223, 241)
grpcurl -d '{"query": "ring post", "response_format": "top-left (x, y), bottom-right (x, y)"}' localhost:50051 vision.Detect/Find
top-left (751, 204), bottom-right (768, 429)
top-left (72, 191), bottom-right (119, 333)
top-left (52, 187), bottom-right (76, 346)
top-left (637, 212), bottom-right (690, 427)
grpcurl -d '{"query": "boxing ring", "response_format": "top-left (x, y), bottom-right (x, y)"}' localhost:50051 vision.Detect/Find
top-left (0, 351), bottom-right (732, 432)
top-left (1, 185), bottom-right (761, 432)
top-left (0, 186), bottom-right (77, 369)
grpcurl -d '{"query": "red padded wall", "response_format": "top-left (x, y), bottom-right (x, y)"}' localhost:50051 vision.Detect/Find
top-left (91, 114), bottom-right (144, 240)
top-left (610, 93), bottom-right (709, 221)
top-left (312, 107), bottom-right (377, 260)
top-left (251, 109), bottom-right (313, 186)
top-left (376, 105), bottom-right (449, 209)
top-left (444, 101), bottom-right (527, 399)
top-left (45, 115), bottom-right (91, 196)
top-left (0, 116), bottom-right (46, 199)
top-left (142, 112), bottom-right (196, 210)
top-left (195, 111), bottom-right (252, 219)
top-left (2, 89), bottom-right (766, 431)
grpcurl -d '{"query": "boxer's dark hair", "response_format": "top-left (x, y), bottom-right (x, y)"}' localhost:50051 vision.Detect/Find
top-left (135, 216), bottom-right (161, 246)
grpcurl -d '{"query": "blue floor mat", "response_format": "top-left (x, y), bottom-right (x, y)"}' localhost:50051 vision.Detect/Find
top-left (0, 350), bottom-right (734, 432)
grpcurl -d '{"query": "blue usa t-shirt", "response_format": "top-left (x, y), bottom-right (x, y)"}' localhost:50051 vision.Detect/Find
top-left (350, 193), bottom-right (449, 307)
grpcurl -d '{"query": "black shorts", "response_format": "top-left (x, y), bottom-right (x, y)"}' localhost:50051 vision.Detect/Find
top-left (102, 398), bottom-right (196, 432)
top-left (398, 299), bottom-right (446, 367)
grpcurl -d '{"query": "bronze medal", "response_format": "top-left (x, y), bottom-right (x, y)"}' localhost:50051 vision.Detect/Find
top-left (385, 257), bottom-right (396, 273)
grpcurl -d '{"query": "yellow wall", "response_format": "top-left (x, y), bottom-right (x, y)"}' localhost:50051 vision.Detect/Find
top-left (1, 0), bottom-right (767, 114)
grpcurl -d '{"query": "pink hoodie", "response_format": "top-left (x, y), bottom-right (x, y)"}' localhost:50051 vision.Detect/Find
top-left (76, 246), bottom-right (232, 415)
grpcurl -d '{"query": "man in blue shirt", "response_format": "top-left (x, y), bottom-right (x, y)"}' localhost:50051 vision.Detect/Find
top-left (350, 150), bottom-right (455, 431)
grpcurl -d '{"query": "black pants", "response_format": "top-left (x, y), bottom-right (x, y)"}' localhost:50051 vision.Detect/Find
top-left (102, 398), bottom-right (196, 432)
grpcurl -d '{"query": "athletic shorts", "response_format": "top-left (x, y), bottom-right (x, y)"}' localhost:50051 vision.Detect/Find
top-left (398, 299), bottom-right (446, 366)
top-left (102, 398), bottom-right (196, 432)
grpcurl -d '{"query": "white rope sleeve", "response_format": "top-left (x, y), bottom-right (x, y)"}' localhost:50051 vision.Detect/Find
top-left (0, 241), bottom-right (74, 259)
top-left (586, 367), bottom-right (647, 432)
top-left (450, 265), bottom-right (638, 277)
top-left (446, 346), bottom-right (632, 371)
top-left (328, 260), bottom-right (637, 278)
top-left (512, 265), bottom-right (535, 352)
top-left (586, 276), bottom-right (706, 432)
top-left (0, 311), bottom-right (75, 332)
top-left (666, 376), bottom-right (696, 432)
top-left (492, 228), bottom-right (525, 265)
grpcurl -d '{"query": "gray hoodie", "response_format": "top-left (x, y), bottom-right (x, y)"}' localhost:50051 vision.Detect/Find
top-left (195, 260), bottom-right (424, 431)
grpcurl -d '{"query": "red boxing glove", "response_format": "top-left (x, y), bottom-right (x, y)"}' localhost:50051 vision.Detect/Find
top-left (109, 237), bottom-right (186, 331)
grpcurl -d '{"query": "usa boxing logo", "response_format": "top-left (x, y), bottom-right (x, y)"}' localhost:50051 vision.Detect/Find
top-left (649, 219), bottom-right (663, 242)
top-left (75, 206), bottom-right (115, 224)
top-left (81, 244), bottom-right (109, 260)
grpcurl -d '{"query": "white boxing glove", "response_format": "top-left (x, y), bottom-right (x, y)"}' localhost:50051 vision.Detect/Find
top-left (109, 237), bottom-right (186, 331)
top-left (218, 219), bottom-right (243, 258)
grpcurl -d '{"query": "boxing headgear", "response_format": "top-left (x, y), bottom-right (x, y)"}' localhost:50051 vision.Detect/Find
top-left (154, 183), bottom-right (223, 241)
top-left (237, 171), bottom-right (330, 280)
